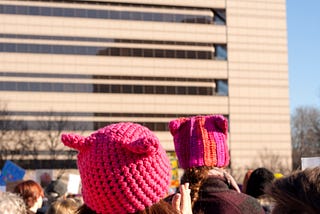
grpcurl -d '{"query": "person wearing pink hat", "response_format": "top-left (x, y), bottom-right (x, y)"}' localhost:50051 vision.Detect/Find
top-left (168, 115), bottom-right (264, 214)
top-left (61, 122), bottom-right (192, 214)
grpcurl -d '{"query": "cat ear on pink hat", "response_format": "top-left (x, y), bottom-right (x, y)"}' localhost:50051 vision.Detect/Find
top-left (61, 122), bottom-right (171, 214)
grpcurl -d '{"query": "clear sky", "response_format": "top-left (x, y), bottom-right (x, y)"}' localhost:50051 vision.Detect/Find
top-left (287, 0), bottom-right (320, 113)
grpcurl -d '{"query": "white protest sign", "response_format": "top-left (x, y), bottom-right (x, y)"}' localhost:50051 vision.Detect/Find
top-left (301, 157), bottom-right (320, 170)
top-left (67, 174), bottom-right (81, 194)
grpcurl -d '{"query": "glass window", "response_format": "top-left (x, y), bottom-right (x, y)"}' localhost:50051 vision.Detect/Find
top-left (215, 45), bottom-right (227, 60)
top-left (132, 48), bottom-right (142, 57)
top-left (198, 51), bottom-right (209, 59)
top-left (52, 45), bottom-right (64, 54)
top-left (163, 14), bottom-right (174, 22)
top-left (120, 11), bottom-right (130, 19)
top-left (53, 83), bottom-right (64, 92)
top-left (16, 6), bottom-right (28, 14)
top-left (110, 48), bottom-right (120, 56)
top-left (176, 50), bottom-right (186, 58)
top-left (153, 13), bottom-right (163, 21)
top-left (122, 85), bottom-right (132, 93)
top-left (17, 82), bottom-right (29, 91)
top-left (17, 44), bottom-right (28, 52)
top-left (5, 43), bottom-right (16, 52)
top-left (4, 82), bottom-right (16, 90)
top-left (175, 14), bottom-right (185, 23)
top-left (198, 87), bottom-right (210, 95)
top-left (188, 87), bottom-right (198, 95)
top-left (120, 48), bottom-right (131, 56)
top-left (110, 11), bottom-right (120, 19)
top-left (133, 85), bottom-right (143, 93)
top-left (4, 5), bottom-right (16, 14)
top-left (130, 12), bottom-right (141, 20)
top-left (142, 12), bottom-right (153, 21)
top-left (41, 83), bottom-right (52, 91)
top-left (40, 7), bottom-right (51, 16)
top-left (166, 86), bottom-right (176, 94)
top-left (155, 86), bottom-right (165, 94)
top-left (30, 82), bottom-right (41, 91)
top-left (187, 51), bottom-right (196, 59)
top-left (165, 50), bottom-right (175, 58)
top-left (52, 7), bottom-right (63, 16)
top-left (145, 86), bottom-right (154, 94)
top-left (39, 45), bottom-right (51, 53)
top-left (63, 46), bottom-right (75, 54)
top-left (111, 85), bottom-right (121, 93)
top-left (88, 47), bottom-right (99, 55)
top-left (213, 9), bottom-right (226, 25)
top-left (216, 80), bottom-right (228, 96)
top-left (63, 8), bottom-right (75, 17)
top-left (155, 49), bottom-right (164, 58)
top-left (29, 6), bottom-right (40, 16)
top-left (87, 9), bottom-right (97, 18)
top-left (143, 49), bottom-right (153, 57)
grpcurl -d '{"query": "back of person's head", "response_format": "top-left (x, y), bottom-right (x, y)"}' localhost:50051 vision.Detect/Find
top-left (169, 115), bottom-right (264, 214)
top-left (0, 191), bottom-right (27, 214)
top-left (45, 179), bottom-right (67, 204)
top-left (61, 122), bottom-right (172, 214)
top-left (13, 180), bottom-right (44, 210)
top-left (169, 114), bottom-right (229, 169)
top-left (46, 198), bottom-right (78, 214)
top-left (266, 167), bottom-right (320, 214)
top-left (245, 167), bottom-right (275, 198)
top-left (169, 115), bottom-right (229, 203)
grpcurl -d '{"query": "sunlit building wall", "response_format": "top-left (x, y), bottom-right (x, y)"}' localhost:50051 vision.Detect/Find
top-left (0, 0), bottom-right (291, 173)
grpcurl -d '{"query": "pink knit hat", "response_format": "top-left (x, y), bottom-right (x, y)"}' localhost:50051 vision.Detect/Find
top-left (169, 115), bottom-right (229, 169)
top-left (61, 122), bottom-right (171, 214)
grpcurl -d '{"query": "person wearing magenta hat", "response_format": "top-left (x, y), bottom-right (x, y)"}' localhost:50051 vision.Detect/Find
top-left (61, 122), bottom-right (192, 214)
top-left (168, 115), bottom-right (264, 214)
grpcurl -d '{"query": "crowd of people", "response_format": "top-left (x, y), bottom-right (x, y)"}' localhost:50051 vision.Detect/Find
top-left (0, 114), bottom-right (319, 214)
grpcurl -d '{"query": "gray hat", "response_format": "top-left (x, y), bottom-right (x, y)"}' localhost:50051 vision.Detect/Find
top-left (45, 179), bottom-right (67, 198)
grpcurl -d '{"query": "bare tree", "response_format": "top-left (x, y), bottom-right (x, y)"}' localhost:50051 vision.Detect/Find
top-left (291, 106), bottom-right (320, 169)
top-left (0, 102), bottom-right (14, 161)
top-left (37, 111), bottom-right (70, 160)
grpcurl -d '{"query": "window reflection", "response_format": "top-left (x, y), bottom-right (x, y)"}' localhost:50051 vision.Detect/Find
top-left (0, 4), bottom-right (226, 25)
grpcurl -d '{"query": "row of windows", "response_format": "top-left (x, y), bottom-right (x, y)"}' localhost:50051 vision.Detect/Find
top-left (0, 43), bottom-right (227, 60)
top-left (0, 4), bottom-right (225, 25)
top-left (0, 33), bottom-right (212, 47)
top-left (0, 81), bottom-right (228, 96)
top-left (0, 72), bottom-right (216, 82)
top-left (1, 119), bottom-right (229, 132)
top-left (2, 111), bottom-right (224, 119)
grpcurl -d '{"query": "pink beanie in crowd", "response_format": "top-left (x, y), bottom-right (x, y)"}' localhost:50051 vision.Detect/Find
top-left (61, 122), bottom-right (171, 214)
top-left (169, 115), bottom-right (229, 169)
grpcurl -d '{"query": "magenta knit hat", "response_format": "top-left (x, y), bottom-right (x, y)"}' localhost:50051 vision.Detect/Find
top-left (169, 115), bottom-right (229, 169)
top-left (61, 122), bottom-right (171, 214)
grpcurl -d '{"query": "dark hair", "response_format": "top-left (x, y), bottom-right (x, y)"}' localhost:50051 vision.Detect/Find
top-left (245, 167), bottom-right (274, 198)
top-left (76, 200), bottom-right (179, 214)
top-left (180, 166), bottom-right (212, 207)
top-left (266, 167), bottom-right (320, 214)
top-left (13, 180), bottom-right (44, 209)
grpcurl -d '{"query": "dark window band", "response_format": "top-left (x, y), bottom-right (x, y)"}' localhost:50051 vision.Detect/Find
top-left (0, 118), bottom-right (228, 132)
top-left (0, 33), bottom-right (212, 47)
top-left (0, 72), bottom-right (216, 82)
top-left (0, 4), bottom-right (225, 25)
top-left (0, 43), bottom-right (227, 60)
top-left (0, 81), bottom-right (228, 96)
top-left (1, 111), bottom-right (228, 119)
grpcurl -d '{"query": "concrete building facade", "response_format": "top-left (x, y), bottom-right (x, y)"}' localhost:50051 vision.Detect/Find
top-left (0, 0), bottom-right (291, 174)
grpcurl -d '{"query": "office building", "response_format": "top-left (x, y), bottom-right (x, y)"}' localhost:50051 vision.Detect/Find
top-left (0, 0), bottom-right (291, 176)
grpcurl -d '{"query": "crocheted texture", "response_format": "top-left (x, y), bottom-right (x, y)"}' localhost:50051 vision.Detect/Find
top-left (61, 122), bottom-right (171, 214)
top-left (169, 115), bottom-right (229, 169)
